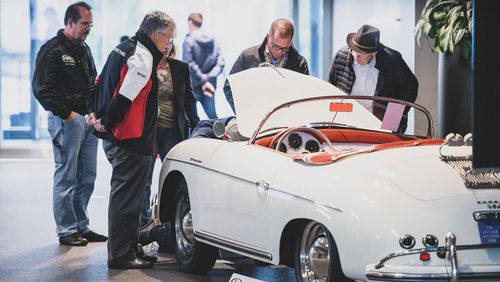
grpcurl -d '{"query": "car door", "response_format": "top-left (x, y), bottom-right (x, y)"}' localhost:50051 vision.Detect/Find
top-left (194, 141), bottom-right (288, 251)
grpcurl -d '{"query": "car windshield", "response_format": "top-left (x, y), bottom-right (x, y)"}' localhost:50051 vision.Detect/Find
top-left (252, 95), bottom-right (433, 142)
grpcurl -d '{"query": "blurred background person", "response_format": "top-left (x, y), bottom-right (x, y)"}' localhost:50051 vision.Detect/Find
top-left (182, 12), bottom-right (225, 119)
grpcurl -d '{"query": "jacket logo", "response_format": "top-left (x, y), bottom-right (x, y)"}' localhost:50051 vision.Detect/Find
top-left (113, 47), bottom-right (126, 57)
top-left (62, 54), bottom-right (75, 66)
top-left (137, 72), bottom-right (146, 78)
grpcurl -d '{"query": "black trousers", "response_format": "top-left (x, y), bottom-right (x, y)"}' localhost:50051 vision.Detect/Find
top-left (103, 141), bottom-right (151, 262)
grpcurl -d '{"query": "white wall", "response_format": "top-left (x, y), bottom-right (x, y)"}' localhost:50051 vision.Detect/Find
top-left (332, 0), bottom-right (415, 71)
top-left (97, 0), bottom-right (291, 119)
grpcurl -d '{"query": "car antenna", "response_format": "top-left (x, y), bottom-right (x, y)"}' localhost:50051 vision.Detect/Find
top-left (258, 62), bottom-right (285, 78)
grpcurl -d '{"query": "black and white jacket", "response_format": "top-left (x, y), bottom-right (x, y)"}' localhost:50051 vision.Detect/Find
top-left (93, 31), bottom-right (163, 155)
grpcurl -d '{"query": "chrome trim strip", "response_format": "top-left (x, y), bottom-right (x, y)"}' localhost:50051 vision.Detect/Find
top-left (165, 158), bottom-right (343, 213)
top-left (366, 271), bottom-right (500, 281)
top-left (195, 231), bottom-right (272, 260)
top-left (249, 95), bottom-right (434, 143)
top-left (374, 241), bottom-right (500, 269)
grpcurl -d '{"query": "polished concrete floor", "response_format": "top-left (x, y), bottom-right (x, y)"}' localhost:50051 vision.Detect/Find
top-left (0, 140), bottom-right (294, 281)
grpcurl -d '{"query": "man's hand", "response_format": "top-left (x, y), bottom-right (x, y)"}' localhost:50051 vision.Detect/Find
top-left (93, 118), bottom-right (107, 132)
top-left (63, 111), bottom-right (77, 123)
top-left (85, 112), bottom-right (97, 126)
top-left (202, 81), bottom-right (215, 97)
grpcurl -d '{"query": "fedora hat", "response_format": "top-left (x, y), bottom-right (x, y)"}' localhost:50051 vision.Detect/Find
top-left (346, 24), bottom-right (381, 53)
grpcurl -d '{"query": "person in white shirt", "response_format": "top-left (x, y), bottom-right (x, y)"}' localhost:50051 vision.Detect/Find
top-left (328, 24), bottom-right (418, 108)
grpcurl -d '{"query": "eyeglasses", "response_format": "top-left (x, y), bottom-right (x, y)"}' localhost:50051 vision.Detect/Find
top-left (78, 21), bottom-right (93, 28)
top-left (349, 49), bottom-right (374, 59)
top-left (269, 41), bottom-right (290, 53)
top-left (158, 31), bottom-right (174, 44)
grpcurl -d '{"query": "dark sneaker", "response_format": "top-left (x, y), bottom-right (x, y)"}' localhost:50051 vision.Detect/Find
top-left (107, 258), bottom-right (154, 269)
top-left (82, 230), bottom-right (108, 242)
top-left (59, 233), bottom-right (88, 246)
top-left (135, 244), bottom-right (158, 263)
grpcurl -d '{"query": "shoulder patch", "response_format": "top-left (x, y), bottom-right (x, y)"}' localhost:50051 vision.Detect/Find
top-left (62, 54), bottom-right (75, 66)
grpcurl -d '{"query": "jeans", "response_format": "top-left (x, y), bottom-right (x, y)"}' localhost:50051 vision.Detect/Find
top-left (194, 86), bottom-right (218, 119)
top-left (140, 127), bottom-right (182, 227)
top-left (47, 112), bottom-right (97, 237)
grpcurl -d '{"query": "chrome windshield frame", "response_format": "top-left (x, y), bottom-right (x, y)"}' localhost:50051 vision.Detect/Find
top-left (248, 95), bottom-right (435, 145)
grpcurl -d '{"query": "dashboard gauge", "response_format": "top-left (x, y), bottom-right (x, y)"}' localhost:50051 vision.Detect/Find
top-left (305, 140), bottom-right (320, 153)
top-left (288, 133), bottom-right (302, 150)
top-left (279, 143), bottom-right (287, 153)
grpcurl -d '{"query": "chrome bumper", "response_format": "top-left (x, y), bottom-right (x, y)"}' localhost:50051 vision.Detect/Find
top-left (366, 232), bottom-right (500, 281)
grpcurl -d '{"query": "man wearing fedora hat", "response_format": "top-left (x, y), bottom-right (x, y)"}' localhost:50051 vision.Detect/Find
top-left (328, 24), bottom-right (418, 107)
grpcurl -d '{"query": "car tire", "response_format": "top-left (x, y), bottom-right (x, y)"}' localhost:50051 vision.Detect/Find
top-left (174, 179), bottom-right (218, 274)
top-left (295, 221), bottom-right (344, 282)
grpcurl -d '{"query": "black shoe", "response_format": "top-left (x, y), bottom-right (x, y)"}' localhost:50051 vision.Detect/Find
top-left (107, 258), bottom-right (154, 269)
top-left (135, 244), bottom-right (158, 263)
top-left (82, 230), bottom-right (108, 242)
top-left (138, 219), bottom-right (160, 246)
top-left (59, 233), bottom-right (88, 246)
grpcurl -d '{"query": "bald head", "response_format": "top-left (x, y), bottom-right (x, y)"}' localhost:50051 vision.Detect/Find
top-left (269, 18), bottom-right (294, 39)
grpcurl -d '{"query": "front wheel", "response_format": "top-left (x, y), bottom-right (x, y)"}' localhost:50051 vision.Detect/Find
top-left (295, 222), bottom-right (344, 282)
top-left (174, 179), bottom-right (218, 273)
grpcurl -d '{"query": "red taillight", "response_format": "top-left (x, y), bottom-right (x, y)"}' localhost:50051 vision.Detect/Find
top-left (420, 252), bottom-right (431, 261)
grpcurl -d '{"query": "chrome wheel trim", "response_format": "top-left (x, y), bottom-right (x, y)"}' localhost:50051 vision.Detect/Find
top-left (182, 210), bottom-right (195, 242)
top-left (298, 222), bottom-right (331, 282)
top-left (175, 190), bottom-right (194, 259)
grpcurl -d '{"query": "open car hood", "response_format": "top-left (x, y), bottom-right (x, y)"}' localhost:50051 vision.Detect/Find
top-left (228, 67), bottom-right (346, 138)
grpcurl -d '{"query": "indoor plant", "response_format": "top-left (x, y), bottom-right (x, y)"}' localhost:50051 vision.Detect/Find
top-left (415, 0), bottom-right (473, 137)
top-left (415, 0), bottom-right (472, 65)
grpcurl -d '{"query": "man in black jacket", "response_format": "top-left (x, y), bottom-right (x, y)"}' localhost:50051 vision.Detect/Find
top-left (91, 11), bottom-right (175, 269)
top-left (328, 24), bottom-right (418, 104)
top-left (223, 18), bottom-right (309, 113)
top-left (31, 1), bottom-right (107, 247)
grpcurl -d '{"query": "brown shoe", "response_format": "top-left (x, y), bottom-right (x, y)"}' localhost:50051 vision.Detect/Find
top-left (137, 219), bottom-right (160, 246)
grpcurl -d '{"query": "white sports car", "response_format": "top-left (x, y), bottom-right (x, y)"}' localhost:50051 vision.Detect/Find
top-left (156, 67), bottom-right (500, 281)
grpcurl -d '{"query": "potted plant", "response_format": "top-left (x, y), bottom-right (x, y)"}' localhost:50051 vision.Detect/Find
top-left (415, 0), bottom-right (473, 137)
top-left (415, 0), bottom-right (472, 65)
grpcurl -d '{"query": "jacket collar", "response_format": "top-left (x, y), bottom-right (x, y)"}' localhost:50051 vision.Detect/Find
top-left (135, 31), bottom-right (164, 67)
top-left (57, 29), bottom-right (86, 54)
top-left (257, 37), bottom-right (301, 68)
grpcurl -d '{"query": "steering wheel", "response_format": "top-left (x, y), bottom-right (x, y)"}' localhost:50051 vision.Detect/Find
top-left (271, 127), bottom-right (333, 154)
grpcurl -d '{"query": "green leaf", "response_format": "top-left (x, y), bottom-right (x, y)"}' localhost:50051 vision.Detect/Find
top-left (415, 0), bottom-right (471, 64)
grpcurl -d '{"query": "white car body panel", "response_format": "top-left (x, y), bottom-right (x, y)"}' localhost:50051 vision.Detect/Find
top-left (158, 68), bottom-right (500, 281)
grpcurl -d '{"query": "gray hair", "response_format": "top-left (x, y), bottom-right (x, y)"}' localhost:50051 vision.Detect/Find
top-left (137, 11), bottom-right (175, 35)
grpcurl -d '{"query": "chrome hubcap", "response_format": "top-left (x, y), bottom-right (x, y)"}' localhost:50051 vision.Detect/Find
top-left (175, 191), bottom-right (194, 258)
top-left (299, 222), bottom-right (331, 282)
top-left (182, 210), bottom-right (194, 242)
